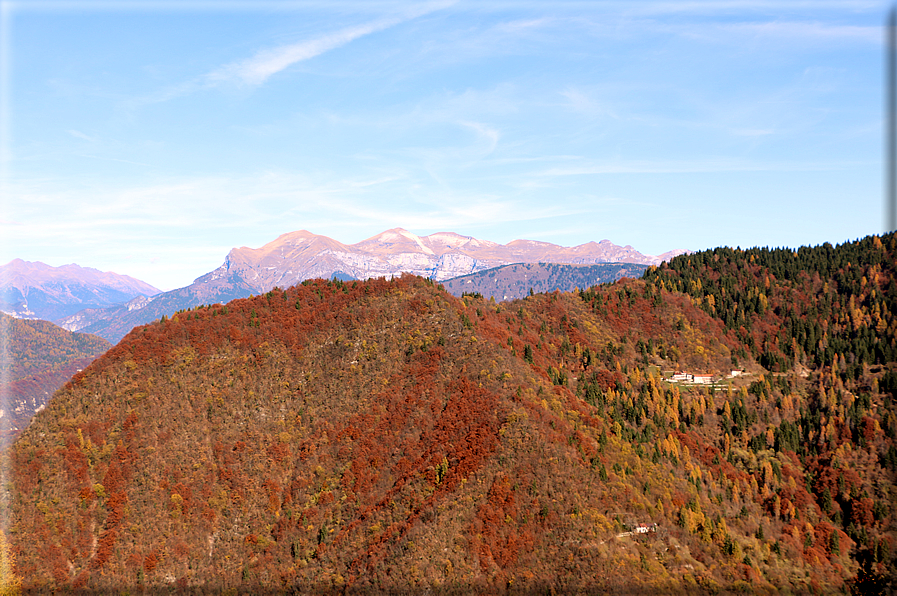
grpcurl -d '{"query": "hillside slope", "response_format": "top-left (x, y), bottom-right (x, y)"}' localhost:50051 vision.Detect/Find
top-left (642, 233), bottom-right (897, 593)
top-left (441, 262), bottom-right (649, 301)
top-left (9, 235), bottom-right (897, 594)
top-left (55, 279), bottom-right (259, 345)
top-left (0, 313), bottom-right (111, 442)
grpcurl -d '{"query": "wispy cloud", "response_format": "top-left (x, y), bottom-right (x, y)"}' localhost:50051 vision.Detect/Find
top-left (730, 128), bottom-right (775, 137)
top-left (664, 19), bottom-right (881, 47)
top-left (458, 121), bottom-right (499, 153)
top-left (299, 190), bottom-right (578, 236)
top-left (617, 1), bottom-right (882, 17)
top-left (1, 164), bottom-right (584, 286)
top-left (123, 1), bottom-right (456, 108)
top-left (207, 23), bottom-right (392, 86)
top-left (559, 87), bottom-right (618, 119)
top-left (207, 1), bottom-right (454, 86)
top-left (67, 129), bottom-right (96, 142)
top-left (494, 17), bottom-right (554, 34)
top-left (74, 154), bottom-right (152, 167)
top-left (720, 20), bottom-right (880, 44)
top-left (537, 158), bottom-right (853, 177)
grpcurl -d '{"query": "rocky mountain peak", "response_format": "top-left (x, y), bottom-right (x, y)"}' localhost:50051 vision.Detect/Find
top-left (49, 229), bottom-right (687, 343)
top-left (354, 228), bottom-right (436, 255)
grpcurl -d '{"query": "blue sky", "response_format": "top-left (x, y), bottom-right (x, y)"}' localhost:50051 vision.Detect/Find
top-left (0, 0), bottom-right (889, 291)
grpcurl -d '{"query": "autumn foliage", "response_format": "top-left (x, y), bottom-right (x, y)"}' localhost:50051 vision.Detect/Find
top-left (8, 232), bottom-right (897, 594)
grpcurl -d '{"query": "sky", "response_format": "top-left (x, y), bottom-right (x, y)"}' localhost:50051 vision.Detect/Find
top-left (0, 0), bottom-right (891, 291)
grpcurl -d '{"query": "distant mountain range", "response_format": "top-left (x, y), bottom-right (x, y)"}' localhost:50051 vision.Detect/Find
top-left (0, 259), bottom-right (161, 321)
top-left (211, 228), bottom-right (684, 290)
top-left (9, 229), bottom-right (685, 343)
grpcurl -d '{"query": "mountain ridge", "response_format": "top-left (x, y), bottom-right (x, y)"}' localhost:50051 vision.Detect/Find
top-left (54, 228), bottom-right (684, 343)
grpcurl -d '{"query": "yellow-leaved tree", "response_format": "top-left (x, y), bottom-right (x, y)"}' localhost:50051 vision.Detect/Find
top-left (0, 530), bottom-right (21, 595)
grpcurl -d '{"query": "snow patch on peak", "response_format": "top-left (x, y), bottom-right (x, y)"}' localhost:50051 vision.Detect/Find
top-left (369, 228), bottom-right (435, 255)
top-left (398, 230), bottom-right (434, 255)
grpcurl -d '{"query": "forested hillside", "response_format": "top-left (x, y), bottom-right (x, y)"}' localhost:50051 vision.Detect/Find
top-left (643, 232), bottom-right (897, 592)
top-left (1, 314), bottom-right (111, 382)
top-left (442, 262), bottom-right (649, 301)
top-left (643, 234), bottom-right (896, 372)
top-left (8, 234), bottom-right (897, 594)
top-left (0, 314), bottom-right (111, 443)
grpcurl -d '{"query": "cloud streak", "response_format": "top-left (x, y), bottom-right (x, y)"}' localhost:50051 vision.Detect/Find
top-left (704, 20), bottom-right (881, 46)
top-left (67, 129), bottom-right (96, 142)
top-left (536, 158), bottom-right (856, 177)
top-left (207, 1), bottom-right (454, 86)
top-left (207, 22), bottom-right (393, 86)
top-left (458, 121), bottom-right (500, 154)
